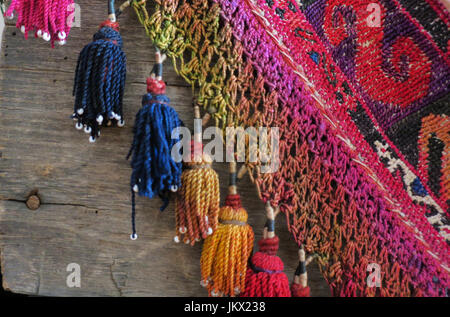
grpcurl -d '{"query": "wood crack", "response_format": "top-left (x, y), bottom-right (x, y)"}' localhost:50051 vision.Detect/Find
top-left (0, 64), bottom-right (74, 75)
top-left (109, 259), bottom-right (124, 297)
top-left (0, 197), bottom-right (97, 211)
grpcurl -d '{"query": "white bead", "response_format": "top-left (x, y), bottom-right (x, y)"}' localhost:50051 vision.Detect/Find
top-left (58, 31), bottom-right (66, 40)
top-left (234, 287), bottom-right (240, 295)
top-left (200, 280), bottom-right (208, 287)
top-left (174, 236), bottom-right (180, 243)
top-left (184, 239), bottom-right (190, 244)
top-left (37, 30), bottom-right (43, 38)
top-left (77, 108), bottom-right (84, 115)
top-left (43, 32), bottom-right (51, 41)
top-left (109, 112), bottom-right (116, 119)
top-left (207, 227), bottom-right (213, 235)
top-left (96, 115), bottom-right (104, 124)
top-left (84, 126), bottom-right (91, 134)
top-left (211, 290), bottom-right (218, 297)
top-left (205, 216), bottom-right (209, 224)
top-left (20, 25), bottom-right (26, 33)
top-left (114, 113), bottom-right (121, 120)
top-left (117, 119), bottom-right (125, 127)
top-left (57, 40), bottom-right (66, 46)
top-left (195, 238), bottom-right (200, 242)
top-left (133, 185), bottom-right (139, 193)
top-left (75, 122), bottom-right (83, 130)
top-left (89, 136), bottom-right (96, 143)
top-left (170, 185), bottom-right (178, 192)
top-left (130, 233), bottom-right (138, 240)
top-left (6, 13), bottom-right (14, 20)
top-left (179, 227), bottom-right (187, 234)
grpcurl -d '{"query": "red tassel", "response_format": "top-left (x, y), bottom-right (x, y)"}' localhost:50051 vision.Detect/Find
top-left (240, 236), bottom-right (291, 297)
top-left (291, 283), bottom-right (311, 297)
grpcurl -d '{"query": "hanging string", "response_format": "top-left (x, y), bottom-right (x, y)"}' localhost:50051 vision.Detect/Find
top-left (291, 246), bottom-right (311, 297)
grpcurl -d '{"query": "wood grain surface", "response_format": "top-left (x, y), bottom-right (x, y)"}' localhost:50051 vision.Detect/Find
top-left (0, 0), bottom-right (330, 297)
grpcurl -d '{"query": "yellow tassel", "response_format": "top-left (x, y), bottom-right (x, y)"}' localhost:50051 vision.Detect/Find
top-left (200, 161), bottom-right (254, 297)
top-left (175, 153), bottom-right (220, 245)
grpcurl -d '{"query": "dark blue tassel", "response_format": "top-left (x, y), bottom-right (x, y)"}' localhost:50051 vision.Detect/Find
top-left (128, 92), bottom-right (183, 200)
top-left (72, 23), bottom-right (126, 143)
top-left (128, 82), bottom-right (183, 239)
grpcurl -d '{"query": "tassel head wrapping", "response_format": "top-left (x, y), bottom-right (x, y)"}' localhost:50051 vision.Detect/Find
top-left (200, 194), bottom-right (254, 297)
top-left (5, 0), bottom-right (74, 46)
top-left (147, 77), bottom-right (166, 95)
top-left (72, 22), bottom-right (126, 143)
top-left (240, 236), bottom-right (291, 297)
top-left (174, 148), bottom-right (220, 245)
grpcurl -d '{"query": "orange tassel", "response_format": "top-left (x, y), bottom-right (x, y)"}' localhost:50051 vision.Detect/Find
top-left (174, 149), bottom-right (220, 245)
top-left (200, 163), bottom-right (254, 296)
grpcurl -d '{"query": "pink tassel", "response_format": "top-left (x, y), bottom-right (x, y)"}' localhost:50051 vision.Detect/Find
top-left (5, 0), bottom-right (73, 46)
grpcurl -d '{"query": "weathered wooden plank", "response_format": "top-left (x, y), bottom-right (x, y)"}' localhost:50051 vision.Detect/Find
top-left (0, 10), bottom-right (4, 54)
top-left (0, 198), bottom-right (330, 296)
top-left (0, 68), bottom-right (193, 209)
top-left (0, 0), bottom-right (331, 297)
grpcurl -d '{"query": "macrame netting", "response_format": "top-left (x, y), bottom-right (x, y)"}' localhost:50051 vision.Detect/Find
top-left (132, 0), bottom-right (450, 296)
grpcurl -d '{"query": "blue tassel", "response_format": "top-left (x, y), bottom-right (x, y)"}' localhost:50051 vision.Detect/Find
top-left (128, 77), bottom-right (183, 239)
top-left (72, 23), bottom-right (126, 143)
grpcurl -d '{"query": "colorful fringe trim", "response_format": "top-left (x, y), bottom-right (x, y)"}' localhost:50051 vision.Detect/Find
top-left (132, 0), bottom-right (450, 296)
